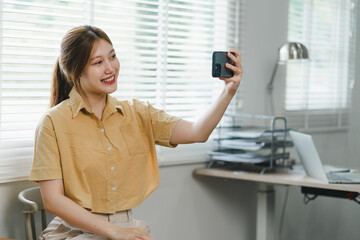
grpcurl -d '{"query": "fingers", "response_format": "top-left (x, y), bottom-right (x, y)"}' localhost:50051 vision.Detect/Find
top-left (225, 62), bottom-right (242, 75)
top-left (222, 49), bottom-right (243, 80)
top-left (227, 48), bottom-right (242, 68)
top-left (227, 48), bottom-right (241, 63)
top-left (218, 49), bottom-right (243, 94)
top-left (133, 228), bottom-right (153, 240)
top-left (112, 227), bottom-right (154, 240)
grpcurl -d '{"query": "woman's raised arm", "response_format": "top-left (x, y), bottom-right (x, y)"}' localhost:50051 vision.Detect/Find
top-left (170, 49), bottom-right (243, 145)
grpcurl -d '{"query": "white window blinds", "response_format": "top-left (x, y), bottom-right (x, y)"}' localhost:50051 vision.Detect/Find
top-left (0, 0), bottom-right (243, 181)
top-left (0, 0), bottom-right (88, 181)
top-left (95, 0), bottom-right (242, 120)
top-left (285, 0), bottom-right (356, 130)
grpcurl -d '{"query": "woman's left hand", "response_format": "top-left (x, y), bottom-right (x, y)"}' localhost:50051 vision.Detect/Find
top-left (219, 49), bottom-right (243, 95)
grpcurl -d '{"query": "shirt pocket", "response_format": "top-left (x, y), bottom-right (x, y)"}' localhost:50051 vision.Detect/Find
top-left (119, 123), bottom-right (147, 156)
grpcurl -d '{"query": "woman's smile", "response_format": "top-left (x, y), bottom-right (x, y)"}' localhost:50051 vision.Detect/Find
top-left (101, 75), bottom-right (116, 84)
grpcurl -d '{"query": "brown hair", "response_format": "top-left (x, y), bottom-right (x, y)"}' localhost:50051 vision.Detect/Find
top-left (50, 25), bottom-right (113, 107)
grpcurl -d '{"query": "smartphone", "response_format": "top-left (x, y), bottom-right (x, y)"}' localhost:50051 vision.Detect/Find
top-left (212, 51), bottom-right (235, 78)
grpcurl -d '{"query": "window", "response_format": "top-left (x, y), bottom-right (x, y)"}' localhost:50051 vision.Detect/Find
top-left (0, 0), bottom-right (243, 181)
top-left (285, 0), bottom-right (356, 130)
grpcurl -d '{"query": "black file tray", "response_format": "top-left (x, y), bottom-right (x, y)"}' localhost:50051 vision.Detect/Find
top-left (208, 114), bottom-right (294, 173)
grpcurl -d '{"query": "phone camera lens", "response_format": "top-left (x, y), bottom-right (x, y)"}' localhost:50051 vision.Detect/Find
top-left (214, 63), bottom-right (221, 77)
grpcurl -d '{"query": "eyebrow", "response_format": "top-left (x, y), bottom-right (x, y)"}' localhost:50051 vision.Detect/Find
top-left (89, 49), bottom-right (115, 62)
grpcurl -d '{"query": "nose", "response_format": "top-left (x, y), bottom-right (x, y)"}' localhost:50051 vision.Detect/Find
top-left (104, 60), bottom-right (115, 74)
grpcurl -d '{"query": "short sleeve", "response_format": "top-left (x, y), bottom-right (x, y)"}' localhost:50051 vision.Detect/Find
top-left (147, 103), bottom-right (181, 148)
top-left (29, 114), bottom-right (63, 182)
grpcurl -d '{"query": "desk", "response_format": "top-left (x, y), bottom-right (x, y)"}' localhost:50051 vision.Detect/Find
top-left (194, 167), bottom-right (360, 240)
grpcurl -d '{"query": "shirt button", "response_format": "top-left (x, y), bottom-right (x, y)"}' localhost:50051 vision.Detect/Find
top-left (100, 128), bottom-right (104, 132)
top-left (108, 147), bottom-right (112, 151)
top-left (110, 166), bottom-right (115, 171)
top-left (112, 187), bottom-right (116, 191)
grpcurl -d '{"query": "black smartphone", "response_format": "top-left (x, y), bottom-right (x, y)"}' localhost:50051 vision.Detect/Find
top-left (212, 51), bottom-right (235, 78)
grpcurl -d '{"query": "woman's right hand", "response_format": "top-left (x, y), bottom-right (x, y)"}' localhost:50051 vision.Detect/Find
top-left (109, 227), bottom-right (154, 240)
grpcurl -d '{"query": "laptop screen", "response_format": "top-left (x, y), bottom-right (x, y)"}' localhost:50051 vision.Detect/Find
top-left (289, 130), bottom-right (328, 182)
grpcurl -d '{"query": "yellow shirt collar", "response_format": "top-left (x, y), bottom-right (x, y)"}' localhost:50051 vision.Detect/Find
top-left (69, 87), bottom-right (124, 119)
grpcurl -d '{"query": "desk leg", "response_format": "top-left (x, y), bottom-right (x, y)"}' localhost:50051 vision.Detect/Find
top-left (256, 183), bottom-right (275, 240)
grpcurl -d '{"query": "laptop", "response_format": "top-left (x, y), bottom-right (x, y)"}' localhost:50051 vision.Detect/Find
top-left (289, 130), bottom-right (360, 184)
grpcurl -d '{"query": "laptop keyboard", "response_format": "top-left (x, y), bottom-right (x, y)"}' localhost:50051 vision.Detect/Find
top-left (326, 172), bottom-right (353, 182)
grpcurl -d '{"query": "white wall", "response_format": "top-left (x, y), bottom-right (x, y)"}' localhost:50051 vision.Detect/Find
top-left (1, 0), bottom-right (360, 239)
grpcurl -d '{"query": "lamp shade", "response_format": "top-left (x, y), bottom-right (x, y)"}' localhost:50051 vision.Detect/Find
top-left (278, 42), bottom-right (309, 62)
top-left (267, 42), bottom-right (309, 94)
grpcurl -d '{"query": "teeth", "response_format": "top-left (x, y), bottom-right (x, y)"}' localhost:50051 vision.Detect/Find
top-left (102, 76), bottom-right (114, 82)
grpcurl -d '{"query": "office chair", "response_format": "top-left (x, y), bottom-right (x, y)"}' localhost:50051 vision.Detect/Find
top-left (18, 186), bottom-right (47, 240)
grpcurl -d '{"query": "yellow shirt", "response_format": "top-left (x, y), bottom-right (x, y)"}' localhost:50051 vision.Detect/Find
top-left (30, 88), bottom-right (180, 213)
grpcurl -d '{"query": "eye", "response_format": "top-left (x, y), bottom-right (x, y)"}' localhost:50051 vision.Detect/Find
top-left (110, 54), bottom-right (116, 60)
top-left (94, 60), bottom-right (102, 65)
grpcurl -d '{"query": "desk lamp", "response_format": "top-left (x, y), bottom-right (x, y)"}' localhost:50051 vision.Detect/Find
top-left (267, 42), bottom-right (309, 93)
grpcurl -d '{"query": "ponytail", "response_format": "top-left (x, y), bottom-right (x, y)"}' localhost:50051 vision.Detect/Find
top-left (50, 58), bottom-right (74, 107)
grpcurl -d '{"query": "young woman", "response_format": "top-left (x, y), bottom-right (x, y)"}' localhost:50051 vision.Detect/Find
top-left (30, 25), bottom-right (243, 240)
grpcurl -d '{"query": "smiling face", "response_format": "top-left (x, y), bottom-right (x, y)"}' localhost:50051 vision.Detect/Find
top-left (79, 39), bottom-right (120, 102)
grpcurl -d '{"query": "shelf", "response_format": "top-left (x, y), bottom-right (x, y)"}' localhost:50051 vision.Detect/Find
top-left (209, 114), bottom-right (294, 173)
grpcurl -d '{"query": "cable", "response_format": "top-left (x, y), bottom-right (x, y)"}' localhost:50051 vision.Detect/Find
top-left (303, 193), bottom-right (318, 204)
top-left (301, 187), bottom-right (360, 205)
top-left (353, 197), bottom-right (360, 205)
top-left (278, 186), bottom-right (289, 240)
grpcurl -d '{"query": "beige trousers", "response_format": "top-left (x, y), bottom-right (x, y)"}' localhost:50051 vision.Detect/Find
top-left (39, 209), bottom-right (150, 240)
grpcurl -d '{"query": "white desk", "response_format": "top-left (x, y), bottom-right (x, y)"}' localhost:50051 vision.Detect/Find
top-left (194, 167), bottom-right (360, 240)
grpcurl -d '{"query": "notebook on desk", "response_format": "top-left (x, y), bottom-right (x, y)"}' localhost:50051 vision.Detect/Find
top-left (289, 130), bottom-right (360, 184)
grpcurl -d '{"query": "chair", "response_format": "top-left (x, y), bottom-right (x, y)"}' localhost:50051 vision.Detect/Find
top-left (18, 186), bottom-right (47, 240)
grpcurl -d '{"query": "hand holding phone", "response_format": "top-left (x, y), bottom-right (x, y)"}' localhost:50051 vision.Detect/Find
top-left (212, 51), bottom-right (236, 78)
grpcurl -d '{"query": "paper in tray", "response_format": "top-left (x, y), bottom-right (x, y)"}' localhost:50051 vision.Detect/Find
top-left (210, 152), bottom-right (269, 163)
top-left (219, 127), bottom-right (289, 139)
top-left (218, 139), bottom-right (265, 151)
top-left (209, 151), bottom-right (290, 164)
